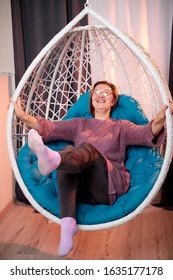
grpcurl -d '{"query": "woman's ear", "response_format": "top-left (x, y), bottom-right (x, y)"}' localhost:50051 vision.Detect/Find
top-left (111, 99), bottom-right (116, 108)
top-left (112, 94), bottom-right (119, 109)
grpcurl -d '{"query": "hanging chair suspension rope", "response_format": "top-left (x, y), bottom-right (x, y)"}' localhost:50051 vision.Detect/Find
top-left (84, 0), bottom-right (91, 8)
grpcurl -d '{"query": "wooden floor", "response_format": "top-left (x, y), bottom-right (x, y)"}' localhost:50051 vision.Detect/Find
top-left (0, 201), bottom-right (173, 260)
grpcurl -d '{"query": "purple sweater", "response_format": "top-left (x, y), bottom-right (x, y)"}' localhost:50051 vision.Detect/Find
top-left (38, 117), bottom-right (165, 204)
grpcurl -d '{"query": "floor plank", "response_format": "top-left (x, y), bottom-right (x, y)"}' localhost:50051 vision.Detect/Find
top-left (0, 202), bottom-right (173, 260)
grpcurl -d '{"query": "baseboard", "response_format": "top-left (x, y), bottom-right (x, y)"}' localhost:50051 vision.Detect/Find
top-left (0, 200), bottom-right (14, 218)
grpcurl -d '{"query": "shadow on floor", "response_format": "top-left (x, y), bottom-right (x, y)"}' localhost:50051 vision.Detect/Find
top-left (0, 243), bottom-right (70, 260)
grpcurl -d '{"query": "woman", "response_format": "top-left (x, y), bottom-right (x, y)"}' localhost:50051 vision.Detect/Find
top-left (11, 81), bottom-right (171, 256)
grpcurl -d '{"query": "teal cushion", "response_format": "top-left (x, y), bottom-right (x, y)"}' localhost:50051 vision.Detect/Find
top-left (64, 92), bottom-right (148, 125)
top-left (17, 93), bottom-right (163, 225)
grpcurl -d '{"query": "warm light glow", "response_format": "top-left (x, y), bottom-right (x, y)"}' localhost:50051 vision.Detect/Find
top-left (0, 74), bottom-right (13, 213)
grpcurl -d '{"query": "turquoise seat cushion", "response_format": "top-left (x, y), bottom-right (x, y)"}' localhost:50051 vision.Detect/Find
top-left (17, 93), bottom-right (163, 225)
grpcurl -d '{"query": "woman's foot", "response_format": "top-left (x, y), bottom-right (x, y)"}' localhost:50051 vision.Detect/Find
top-left (58, 217), bottom-right (78, 257)
top-left (28, 129), bottom-right (61, 175)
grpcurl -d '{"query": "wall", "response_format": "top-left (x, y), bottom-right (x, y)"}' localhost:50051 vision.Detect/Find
top-left (0, 0), bottom-right (15, 74)
top-left (0, 0), bottom-right (15, 213)
top-left (0, 75), bottom-right (13, 212)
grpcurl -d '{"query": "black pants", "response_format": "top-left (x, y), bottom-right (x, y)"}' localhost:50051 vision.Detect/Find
top-left (57, 142), bottom-right (109, 218)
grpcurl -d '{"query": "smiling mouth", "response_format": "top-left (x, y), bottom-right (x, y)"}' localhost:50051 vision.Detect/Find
top-left (96, 99), bottom-right (105, 103)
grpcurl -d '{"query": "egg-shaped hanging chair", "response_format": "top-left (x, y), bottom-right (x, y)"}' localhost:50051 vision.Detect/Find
top-left (7, 4), bottom-right (173, 230)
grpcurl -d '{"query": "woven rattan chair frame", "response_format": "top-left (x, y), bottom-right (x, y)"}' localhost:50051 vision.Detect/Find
top-left (7, 6), bottom-right (173, 230)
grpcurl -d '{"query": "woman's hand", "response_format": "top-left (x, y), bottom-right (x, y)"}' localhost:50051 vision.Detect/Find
top-left (10, 97), bottom-right (40, 131)
top-left (151, 100), bottom-right (173, 136)
top-left (11, 97), bottom-right (26, 121)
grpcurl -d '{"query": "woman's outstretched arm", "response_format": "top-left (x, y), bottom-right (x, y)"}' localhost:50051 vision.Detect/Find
top-left (11, 98), bottom-right (39, 131)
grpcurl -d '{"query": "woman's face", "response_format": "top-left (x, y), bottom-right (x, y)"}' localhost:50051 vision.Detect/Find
top-left (91, 83), bottom-right (115, 115)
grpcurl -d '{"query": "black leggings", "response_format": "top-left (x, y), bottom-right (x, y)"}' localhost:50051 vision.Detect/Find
top-left (57, 142), bottom-right (109, 218)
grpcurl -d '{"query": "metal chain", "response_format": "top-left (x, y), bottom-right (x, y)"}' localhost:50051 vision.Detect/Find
top-left (84, 0), bottom-right (91, 8)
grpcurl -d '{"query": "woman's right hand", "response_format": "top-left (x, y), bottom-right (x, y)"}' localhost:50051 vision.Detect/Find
top-left (10, 97), bottom-right (39, 131)
top-left (11, 97), bottom-right (26, 121)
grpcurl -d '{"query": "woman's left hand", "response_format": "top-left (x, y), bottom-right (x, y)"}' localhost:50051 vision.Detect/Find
top-left (151, 99), bottom-right (173, 136)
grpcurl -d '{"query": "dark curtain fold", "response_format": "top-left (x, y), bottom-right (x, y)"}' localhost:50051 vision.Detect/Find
top-left (169, 21), bottom-right (173, 97)
top-left (11, 0), bottom-right (87, 86)
top-left (11, 0), bottom-right (87, 203)
top-left (158, 20), bottom-right (173, 209)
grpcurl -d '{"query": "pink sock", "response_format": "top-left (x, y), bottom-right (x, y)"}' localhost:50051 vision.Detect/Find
top-left (28, 129), bottom-right (61, 176)
top-left (58, 217), bottom-right (78, 257)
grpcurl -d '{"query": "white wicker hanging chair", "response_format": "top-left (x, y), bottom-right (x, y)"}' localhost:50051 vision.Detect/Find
top-left (7, 3), bottom-right (173, 230)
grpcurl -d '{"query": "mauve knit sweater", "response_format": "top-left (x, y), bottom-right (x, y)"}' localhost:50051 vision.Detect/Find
top-left (37, 117), bottom-right (165, 204)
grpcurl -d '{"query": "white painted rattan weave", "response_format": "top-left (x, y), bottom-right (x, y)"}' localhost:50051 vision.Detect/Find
top-left (7, 6), bottom-right (173, 230)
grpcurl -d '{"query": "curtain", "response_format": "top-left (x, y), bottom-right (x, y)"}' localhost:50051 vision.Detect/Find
top-left (169, 21), bottom-right (173, 95)
top-left (159, 21), bottom-right (173, 209)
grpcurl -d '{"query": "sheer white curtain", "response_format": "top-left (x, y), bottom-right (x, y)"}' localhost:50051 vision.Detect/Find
top-left (88, 0), bottom-right (173, 82)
